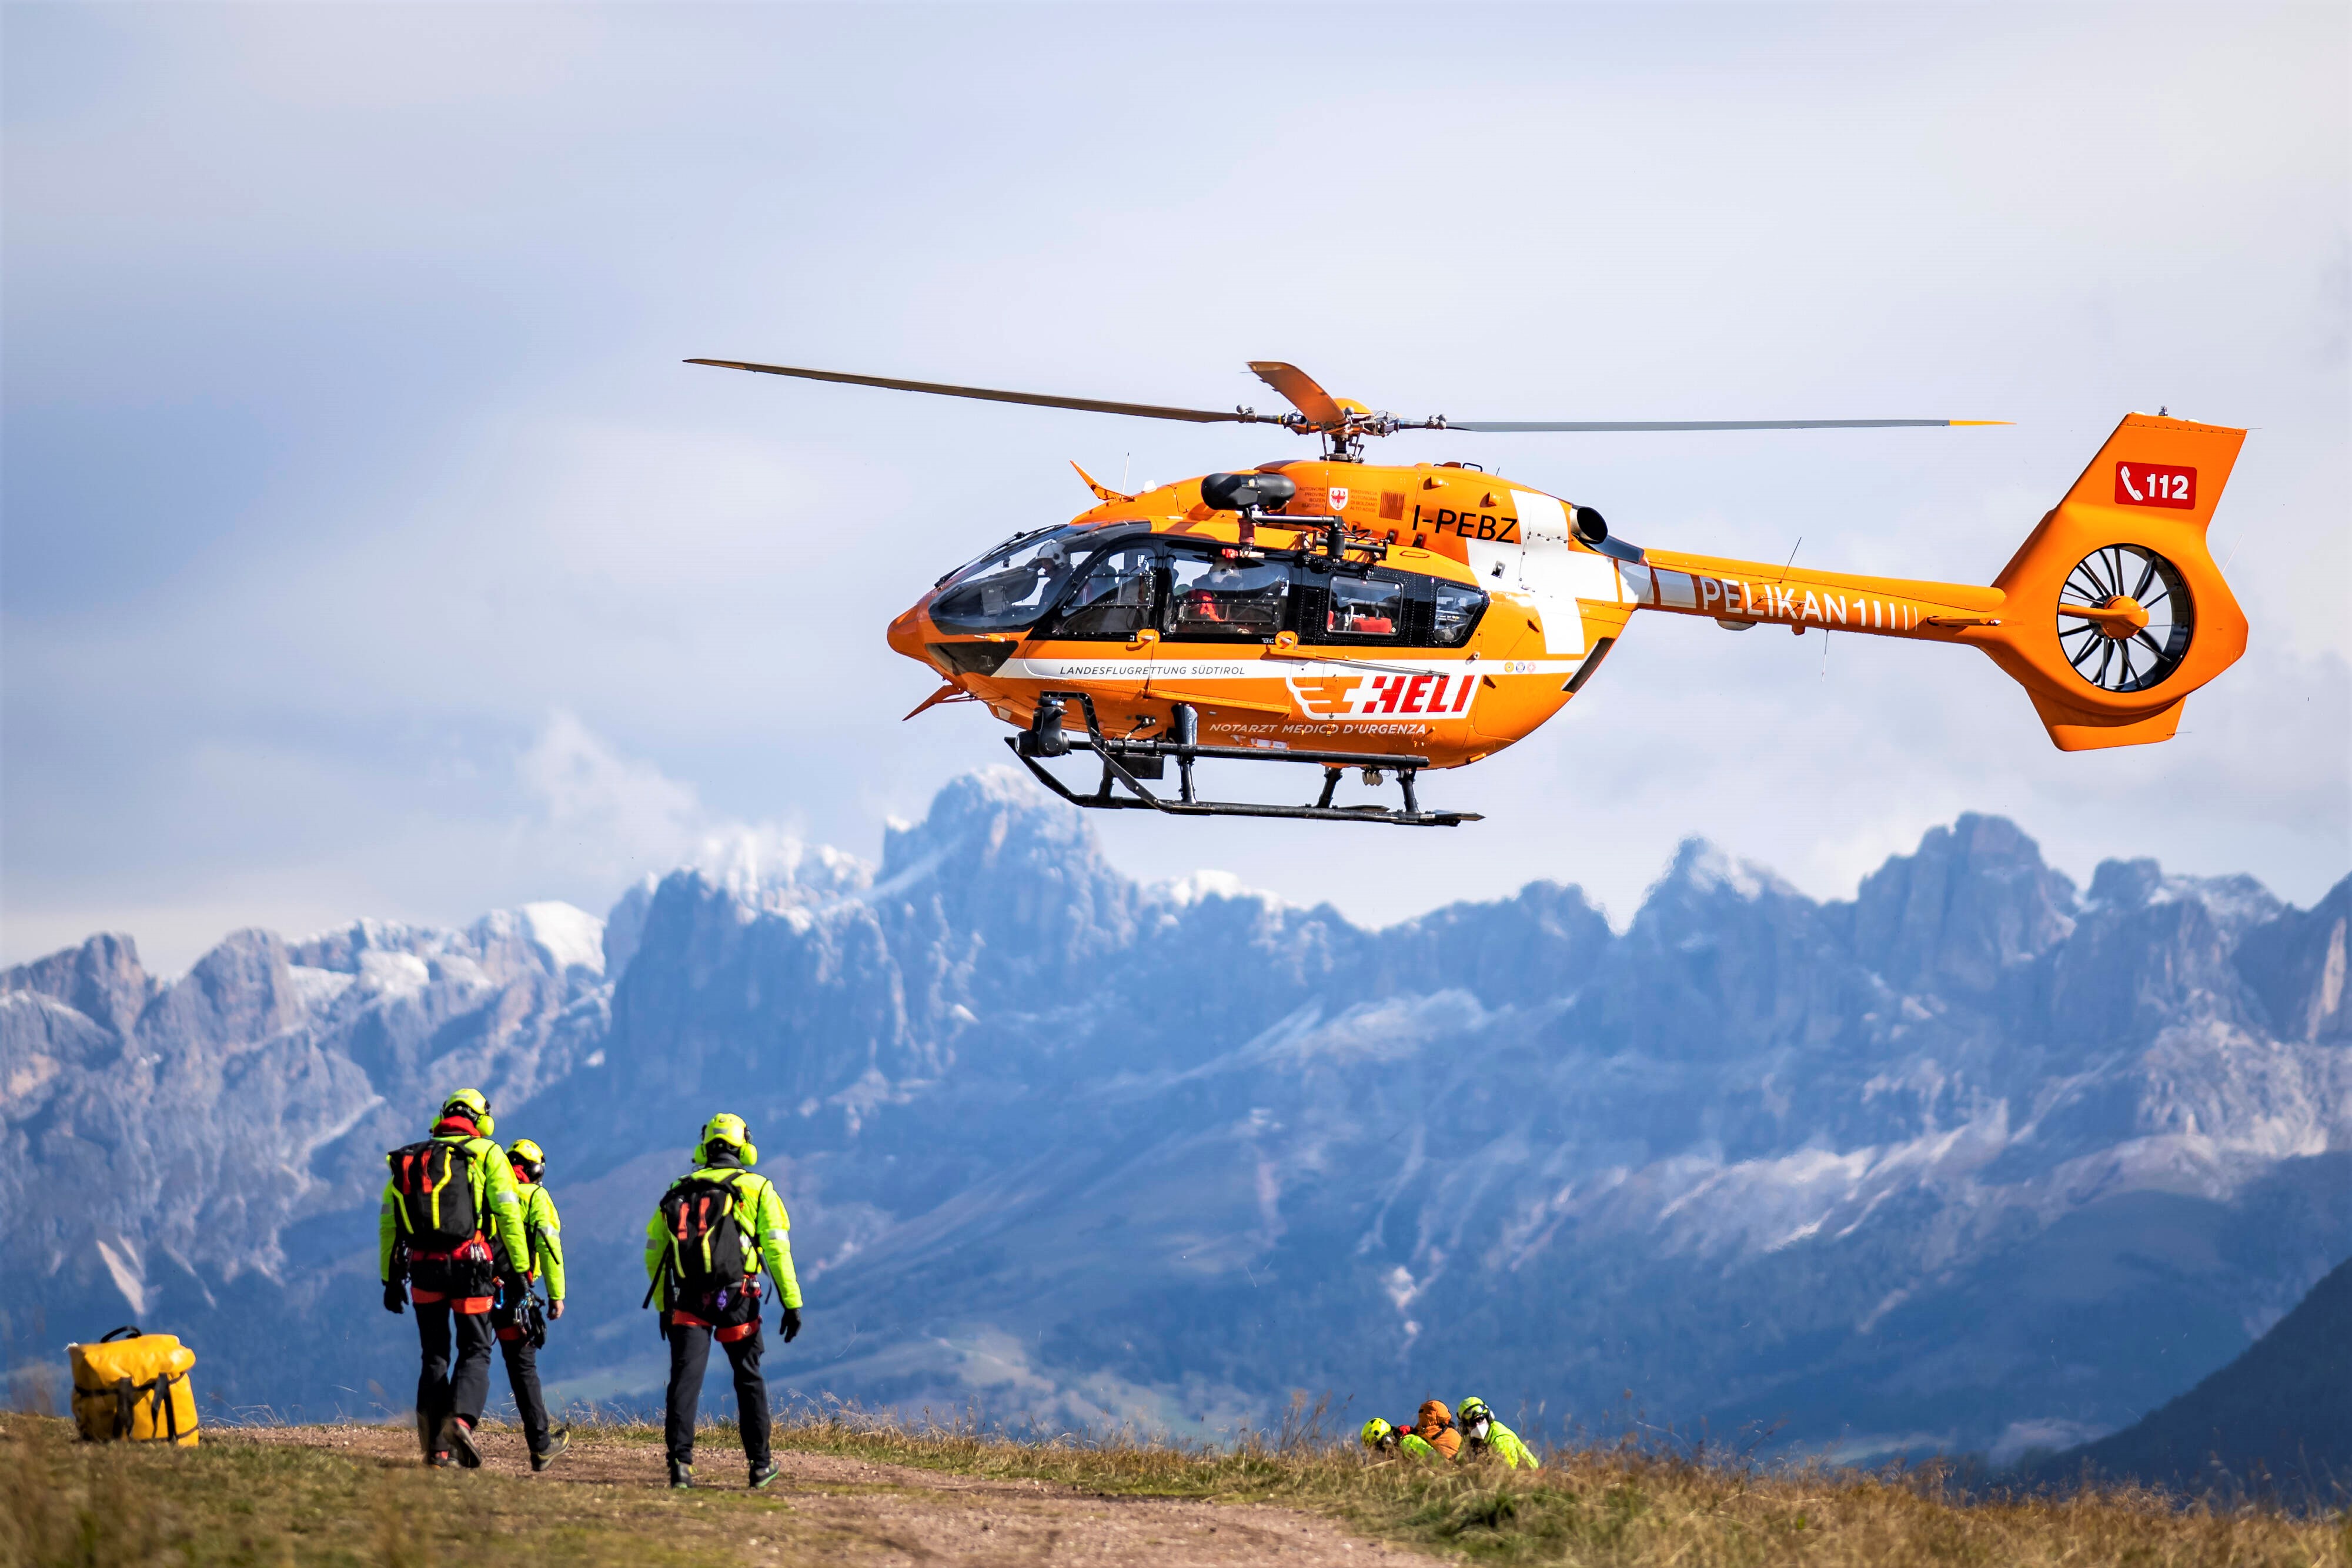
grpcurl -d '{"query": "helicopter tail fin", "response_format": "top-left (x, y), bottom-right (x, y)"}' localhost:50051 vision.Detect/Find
top-left (1979, 413), bottom-right (2249, 751)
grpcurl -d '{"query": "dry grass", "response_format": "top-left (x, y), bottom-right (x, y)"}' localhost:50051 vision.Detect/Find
top-left (0, 1413), bottom-right (810, 1568)
top-left (2, 1404), bottom-right (2344, 1567)
top-left (756, 1400), bottom-right (2350, 1567)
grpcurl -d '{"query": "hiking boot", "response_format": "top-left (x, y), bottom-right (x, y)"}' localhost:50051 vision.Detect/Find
top-left (446, 1417), bottom-right (483, 1469)
top-left (668, 1459), bottom-right (694, 1490)
top-left (530, 1430), bottom-right (570, 1473)
top-left (426, 1452), bottom-right (454, 1469)
top-left (748, 1459), bottom-right (779, 1490)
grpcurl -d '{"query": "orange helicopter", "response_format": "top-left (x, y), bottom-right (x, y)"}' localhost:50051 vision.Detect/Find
top-left (694, 358), bottom-right (2248, 827)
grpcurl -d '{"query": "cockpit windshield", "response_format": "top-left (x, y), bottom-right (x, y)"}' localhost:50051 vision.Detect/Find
top-left (930, 526), bottom-right (1090, 635)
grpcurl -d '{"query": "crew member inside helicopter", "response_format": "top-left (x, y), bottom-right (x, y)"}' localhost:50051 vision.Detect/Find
top-left (1169, 551), bottom-right (1288, 638)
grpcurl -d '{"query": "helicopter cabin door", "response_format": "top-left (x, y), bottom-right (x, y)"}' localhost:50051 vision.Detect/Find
top-left (1023, 539), bottom-right (1167, 729)
top-left (1148, 543), bottom-right (1302, 727)
top-left (1461, 491), bottom-right (1619, 656)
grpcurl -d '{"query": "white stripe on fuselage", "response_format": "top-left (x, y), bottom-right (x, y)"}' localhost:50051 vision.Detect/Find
top-left (998, 656), bottom-right (1587, 681)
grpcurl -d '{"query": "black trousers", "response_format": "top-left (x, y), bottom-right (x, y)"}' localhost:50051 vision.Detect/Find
top-left (496, 1330), bottom-right (553, 1453)
top-left (416, 1302), bottom-right (495, 1443)
top-left (663, 1319), bottom-right (769, 1467)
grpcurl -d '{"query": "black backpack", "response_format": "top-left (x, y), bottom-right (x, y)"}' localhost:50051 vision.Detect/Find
top-left (652, 1172), bottom-right (759, 1322)
top-left (387, 1139), bottom-right (483, 1253)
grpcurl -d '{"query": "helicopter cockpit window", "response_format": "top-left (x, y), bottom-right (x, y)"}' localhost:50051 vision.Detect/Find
top-left (1322, 572), bottom-right (1405, 640)
top-left (1167, 551), bottom-right (1291, 640)
top-left (1045, 545), bottom-right (1161, 639)
top-left (1429, 580), bottom-right (1487, 647)
top-left (929, 527), bottom-right (1088, 635)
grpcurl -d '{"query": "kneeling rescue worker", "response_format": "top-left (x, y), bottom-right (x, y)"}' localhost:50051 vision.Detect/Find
top-left (381, 1088), bottom-right (527, 1467)
top-left (644, 1113), bottom-right (803, 1490)
top-left (1414, 1399), bottom-right (1462, 1459)
top-left (1455, 1396), bottom-right (1539, 1469)
top-left (1359, 1417), bottom-right (1441, 1460)
top-left (492, 1137), bottom-right (569, 1471)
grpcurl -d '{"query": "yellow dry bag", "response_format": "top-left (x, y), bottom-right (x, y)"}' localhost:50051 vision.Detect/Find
top-left (69, 1325), bottom-right (199, 1446)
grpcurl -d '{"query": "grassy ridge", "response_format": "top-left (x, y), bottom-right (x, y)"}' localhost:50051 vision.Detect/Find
top-left (4, 1409), bottom-right (2346, 1567)
top-left (775, 1406), bottom-right (2348, 1566)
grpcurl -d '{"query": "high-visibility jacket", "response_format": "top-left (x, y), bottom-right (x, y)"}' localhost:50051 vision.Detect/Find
top-left (1399, 1432), bottom-right (1441, 1460)
top-left (643, 1159), bottom-right (802, 1311)
top-left (379, 1131), bottom-right (528, 1283)
top-left (512, 1181), bottom-right (565, 1301)
top-left (1466, 1420), bottom-right (1540, 1469)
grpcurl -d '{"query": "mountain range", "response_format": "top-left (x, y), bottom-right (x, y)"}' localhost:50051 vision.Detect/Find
top-left (3, 770), bottom-right (2345, 1467)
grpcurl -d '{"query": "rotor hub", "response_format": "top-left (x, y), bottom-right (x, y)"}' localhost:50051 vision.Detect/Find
top-left (2088, 594), bottom-right (2151, 640)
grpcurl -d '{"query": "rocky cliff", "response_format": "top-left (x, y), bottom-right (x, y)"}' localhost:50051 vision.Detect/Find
top-left (4, 773), bottom-right (2344, 1460)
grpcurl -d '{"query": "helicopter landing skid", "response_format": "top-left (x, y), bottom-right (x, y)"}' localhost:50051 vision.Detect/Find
top-left (1007, 692), bottom-right (1481, 827)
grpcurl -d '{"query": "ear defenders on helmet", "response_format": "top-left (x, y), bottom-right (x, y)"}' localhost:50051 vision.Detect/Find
top-left (441, 1089), bottom-right (495, 1139)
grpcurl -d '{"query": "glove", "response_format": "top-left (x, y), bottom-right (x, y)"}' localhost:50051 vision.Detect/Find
top-left (778, 1306), bottom-right (801, 1343)
top-left (382, 1279), bottom-right (406, 1315)
top-left (549, 1300), bottom-right (564, 1320)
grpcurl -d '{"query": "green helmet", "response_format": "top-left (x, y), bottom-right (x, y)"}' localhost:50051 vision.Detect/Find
top-left (1359, 1417), bottom-right (1395, 1448)
top-left (1457, 1396), bottom-right (1492, 1431)
top-left (698, 1112), bottom-right (759, 1167)
top-left (508, 1138), bottom-right (546, 1182)
top-left (440, 1088), bottom-right (495, 1138)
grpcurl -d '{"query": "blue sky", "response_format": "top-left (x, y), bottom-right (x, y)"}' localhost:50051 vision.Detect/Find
top-left (5, 2), bottom-right (2346, 969)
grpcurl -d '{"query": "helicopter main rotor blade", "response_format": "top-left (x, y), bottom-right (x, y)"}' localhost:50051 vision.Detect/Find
top-left (1247, 362), bottom-right (1349, 429)
top-left (687, 359), bottom-right (1275, 425)
top-left (1441, 419), bottom-right (2009, 432)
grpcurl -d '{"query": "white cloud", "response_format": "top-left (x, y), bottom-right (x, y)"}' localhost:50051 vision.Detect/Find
top-left (514, 710), bottom-right (703, 885)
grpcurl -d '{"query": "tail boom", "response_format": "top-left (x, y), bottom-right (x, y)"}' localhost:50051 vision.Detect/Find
top-left (1614, 413), bottom-right (2247, 750)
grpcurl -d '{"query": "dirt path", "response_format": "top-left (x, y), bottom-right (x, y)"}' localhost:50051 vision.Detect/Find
top-left (239, 1424), bottom-right (1427, 1566)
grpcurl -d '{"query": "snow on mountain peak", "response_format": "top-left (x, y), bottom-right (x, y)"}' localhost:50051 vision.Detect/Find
top-left (1155, 870), bottom-right (1288, 912)
top-left (685, 826), bottom-right (874, 912)
top-left (519, 901), bottom-right (605, 974)
top-left (1655, 837), bottom-right (1793, 903)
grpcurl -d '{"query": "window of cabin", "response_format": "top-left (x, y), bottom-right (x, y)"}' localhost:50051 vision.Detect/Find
top-left (1322, 571), bottom-right (1405, 641)
top-left (930, 526), bottom-right (1089, 634)
top-left (1046, 544), bottom-right (1162, 638)
top-left (1429, 580), bottom-right (1488, 647)
top-left (1165, 552), bottom-right (1291, 641)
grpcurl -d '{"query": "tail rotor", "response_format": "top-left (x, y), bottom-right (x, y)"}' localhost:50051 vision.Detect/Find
top-left (1981, 413), bottom-right (2248, 750)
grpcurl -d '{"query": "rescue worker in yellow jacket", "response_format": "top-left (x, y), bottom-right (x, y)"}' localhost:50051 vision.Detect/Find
top-left (379, 1089), bottom-right (528, 1468)
top-left (643, 1113), bottom-right (803, 1491)
top-left (1360, 1417), bottom-right (1441, 1460)
top-left (490, 1138), bottom-right (569, 1471)
top-left (1455, 1397), bottom-right (1540, 1469)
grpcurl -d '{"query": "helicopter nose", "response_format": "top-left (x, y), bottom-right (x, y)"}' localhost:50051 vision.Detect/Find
top-left (887, 603), bottom-right (928, 661)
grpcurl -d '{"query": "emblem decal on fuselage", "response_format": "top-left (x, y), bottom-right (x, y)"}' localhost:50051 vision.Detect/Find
top-left (1282, 670), bottom-right (1478, 720)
